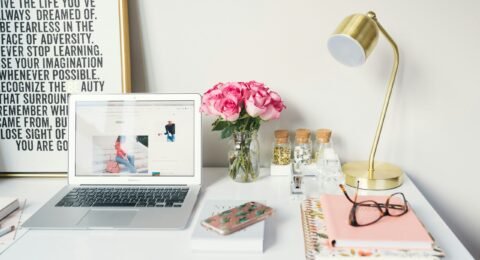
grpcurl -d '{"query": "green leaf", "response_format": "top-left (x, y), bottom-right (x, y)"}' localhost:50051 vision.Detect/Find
top-left (221, 127), bottom-right (233, 139)
top-left (220, 210), bottom-right (232, 216)
top-left (237, 203), bottom-right (247, 209)
top-left (235, 211), bottom-right (247, 217)
top-left (211, 117), bottom-right (221, 125)
top-left (237, 113), bottom-right (250, 120)
top-left (212, 120), bottom-right (229, 131)
top-left (255, 209), bottom-right (266, 216)
top-left (238, 217), bottom-right (248, 223)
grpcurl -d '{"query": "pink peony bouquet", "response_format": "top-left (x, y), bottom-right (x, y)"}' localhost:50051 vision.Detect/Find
top-left (200, 81), bottom-right (286, 138)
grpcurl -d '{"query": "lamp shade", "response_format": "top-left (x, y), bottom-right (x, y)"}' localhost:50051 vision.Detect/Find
top-left (327, 13), bottom-right (379, 67)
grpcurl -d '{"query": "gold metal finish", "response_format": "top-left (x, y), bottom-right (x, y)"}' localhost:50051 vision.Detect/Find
top-left (333, 13), bottom-right (379, 59)
top-left (0, 173), bottom-right (67, 178)
top-left (119, 0), bottom-right (132, 93)
top-left (333, 11), bottom-right (403, 190)
top-left (1, 0), bottom-right (131, 178)
top-left (343, 161), bottom-right (403, 190)
top-left (366, 13), bottom-right (399, 180)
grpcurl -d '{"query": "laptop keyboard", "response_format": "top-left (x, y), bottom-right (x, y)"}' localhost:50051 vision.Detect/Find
top-left (55, 187), bottom-right (189, 208)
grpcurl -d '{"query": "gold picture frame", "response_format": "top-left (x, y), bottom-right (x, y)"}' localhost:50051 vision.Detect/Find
top-left (0, 0), bottom-right (131, 177)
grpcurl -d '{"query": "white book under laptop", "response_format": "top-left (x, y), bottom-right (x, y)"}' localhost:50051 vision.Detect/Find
top-left (191, 200), bottom-right (265, 253)
top-left (23, 94), bottom-right (202, 229)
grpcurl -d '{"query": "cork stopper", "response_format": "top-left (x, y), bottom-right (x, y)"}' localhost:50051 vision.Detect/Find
top-left (316, 129), bottom-right (332, 143)
top-left (274, 130), bottom-right (289, 144)
top-left (295, 129), bottom-right (311, 144)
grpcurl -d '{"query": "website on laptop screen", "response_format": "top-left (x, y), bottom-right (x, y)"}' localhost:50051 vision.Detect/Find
top-left (75, 100), bottom-right (195, 177)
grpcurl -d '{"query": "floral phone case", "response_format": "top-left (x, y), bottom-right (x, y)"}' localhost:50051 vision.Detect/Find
top-left (201, 201), bottom-right (273, 235)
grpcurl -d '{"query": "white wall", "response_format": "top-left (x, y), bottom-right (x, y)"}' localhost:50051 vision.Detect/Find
top-left (128, 0), bottom-right (480, 257)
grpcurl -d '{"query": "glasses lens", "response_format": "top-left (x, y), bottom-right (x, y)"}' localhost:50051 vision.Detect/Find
top-left (355, 200), bottom-right (383, 226)
top-left (387, 193), bottom-right (408, 216)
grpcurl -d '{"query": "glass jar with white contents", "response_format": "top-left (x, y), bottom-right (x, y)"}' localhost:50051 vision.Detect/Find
top-left (315, 129), bottom-right (341, 174)
top-left (314, 129), bottom-right (342, 194)
top-left (314, 129), bottom-right (332, 166)
top-left (293, 129), bottom-right (312, 174)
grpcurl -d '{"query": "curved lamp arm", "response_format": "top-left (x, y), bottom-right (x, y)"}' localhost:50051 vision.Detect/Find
top-left (367, 12), bottom-right (400, 179)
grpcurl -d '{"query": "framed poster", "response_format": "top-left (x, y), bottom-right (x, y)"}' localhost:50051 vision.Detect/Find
top-left (0, 0), bottom-right (131, 176)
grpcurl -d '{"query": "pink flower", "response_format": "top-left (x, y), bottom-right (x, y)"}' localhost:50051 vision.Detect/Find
top-left (222, 82), bottom-right (244, 101)
top-left (245, 80), bottom-right (266, 93)
top-left (244, 81), bottom-right (271, 117)
top-left (243, 81), bottom-right (285, 120)
top-left (200, 80), bottom-right (285, 123)
top-left (217, 96), bottom-right (241, 121)
top-left (200, 83), bottom-right (223, 116)
top-left (200, 82), bottom-right (242, 121)
top-left (259, 90), bottom-right (285, 120)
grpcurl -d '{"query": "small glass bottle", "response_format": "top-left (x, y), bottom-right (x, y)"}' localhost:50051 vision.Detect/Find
top-left (293, 129), bottom-right (312, 174)
top-left (315, 129), bottom-right (340, 175)
top-left (314, 129), bottom-right (332, 164)
top-left (272, 130), bottom-right (291, 165)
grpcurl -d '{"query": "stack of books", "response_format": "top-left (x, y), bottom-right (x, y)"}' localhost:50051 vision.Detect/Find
top-left (301, 196), bottom-right (445, 259)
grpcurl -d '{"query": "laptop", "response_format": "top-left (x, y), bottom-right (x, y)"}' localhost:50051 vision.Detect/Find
top-left (23, 93), bottom-right (202, 229)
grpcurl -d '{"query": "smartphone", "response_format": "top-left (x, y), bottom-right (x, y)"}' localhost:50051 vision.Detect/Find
top-left (201, 201), bottom-right (273, 235)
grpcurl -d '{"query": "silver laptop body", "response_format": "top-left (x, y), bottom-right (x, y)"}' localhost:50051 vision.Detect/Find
top-left (23, 93), bottom-right (202, 229)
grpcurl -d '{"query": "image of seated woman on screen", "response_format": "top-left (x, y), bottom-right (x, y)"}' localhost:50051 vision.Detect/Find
top-left (115, 136), bottom-right (136, 173)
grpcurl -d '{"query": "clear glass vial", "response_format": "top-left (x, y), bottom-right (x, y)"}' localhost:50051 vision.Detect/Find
top-left (272, 130), bottom-right (291, 165)
top-left (314, 129), bottom-right (333, 166)
top-left (315, 129), bottom-right (341, 177)
top-left (293, 129), bottom-right (312, 174)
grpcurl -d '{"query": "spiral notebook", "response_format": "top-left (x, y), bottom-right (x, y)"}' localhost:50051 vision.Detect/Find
top-left (300, 198), bottom-right (445, 260)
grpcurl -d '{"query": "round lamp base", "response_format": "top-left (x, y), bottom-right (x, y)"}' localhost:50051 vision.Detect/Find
top-left (342, 161), bottom-right (403, 190)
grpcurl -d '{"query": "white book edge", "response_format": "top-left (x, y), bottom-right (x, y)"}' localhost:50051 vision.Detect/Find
top-left (191, 235), bottom-right (264, 253)
top-left (0, 198), bottom-right (20, 221)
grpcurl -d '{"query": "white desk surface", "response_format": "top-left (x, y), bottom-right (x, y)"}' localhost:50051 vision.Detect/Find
top-left (0, 168), bottom-right (473, 260)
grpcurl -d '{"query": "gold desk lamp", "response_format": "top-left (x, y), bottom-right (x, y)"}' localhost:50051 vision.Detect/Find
top-left (327, 11), bottom-right (403, 190)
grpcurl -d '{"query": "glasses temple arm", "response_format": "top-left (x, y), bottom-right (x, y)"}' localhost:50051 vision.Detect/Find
top-left (339, 184), bottom-right (355, 204)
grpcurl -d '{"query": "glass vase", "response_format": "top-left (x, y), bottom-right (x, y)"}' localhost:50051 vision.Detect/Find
top-left (228, 130), bottom-right (260, 182)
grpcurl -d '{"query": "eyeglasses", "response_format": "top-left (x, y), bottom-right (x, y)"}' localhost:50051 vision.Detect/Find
top-left (339, 181), bottom-right (409, 227)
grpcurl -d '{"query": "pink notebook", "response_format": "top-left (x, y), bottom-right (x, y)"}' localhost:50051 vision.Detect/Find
top-left (320, 194), bottom-right (433, 250)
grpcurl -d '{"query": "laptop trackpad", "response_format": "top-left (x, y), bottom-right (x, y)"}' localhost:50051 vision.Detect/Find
top-left (77, 209), bottom-right (137, 228)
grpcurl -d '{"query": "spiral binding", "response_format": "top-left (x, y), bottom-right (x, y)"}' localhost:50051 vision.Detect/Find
top-left (301, 198), bottom-right (320, 260)
top-left (301, 198), bottom-right (445, 260)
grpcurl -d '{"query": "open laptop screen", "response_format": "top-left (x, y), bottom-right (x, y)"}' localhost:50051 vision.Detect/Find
top-left (74, 100), bottom-right (195, 177)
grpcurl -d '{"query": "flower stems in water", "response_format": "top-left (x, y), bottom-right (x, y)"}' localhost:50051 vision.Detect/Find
top-left (229, 133), bottom-right (257, 182)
